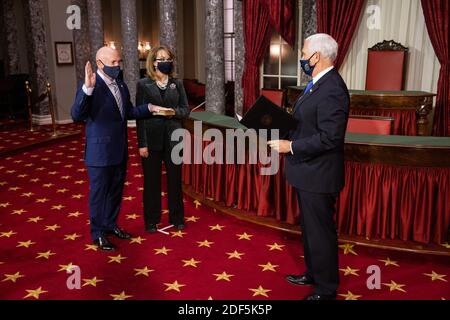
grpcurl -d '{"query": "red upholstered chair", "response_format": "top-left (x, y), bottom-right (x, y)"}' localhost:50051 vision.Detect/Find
top-left (346, 115), bottom-right (394, 135)
top-left (365, 40), bottom-right (408, 91)
top-left (261, 89), bottom-right (286, 108)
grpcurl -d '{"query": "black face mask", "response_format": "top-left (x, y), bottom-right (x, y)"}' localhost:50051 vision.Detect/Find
top-left (300, 53), bottom-right (318, 76)
top-left (157, 61), bottom-right (173, 75)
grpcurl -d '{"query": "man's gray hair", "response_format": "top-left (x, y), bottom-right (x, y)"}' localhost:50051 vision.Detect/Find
top-left (306, 33), bottom-right (339, 62)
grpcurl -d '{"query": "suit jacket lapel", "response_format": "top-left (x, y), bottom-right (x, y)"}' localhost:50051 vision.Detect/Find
top-left (293, 69), bottom-right (337, 115)
top-left (144, 80), bottom-right (164, 106)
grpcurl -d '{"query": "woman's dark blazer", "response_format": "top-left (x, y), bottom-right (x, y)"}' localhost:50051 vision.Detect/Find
top-left (136, 77), bottom-right (190, 151)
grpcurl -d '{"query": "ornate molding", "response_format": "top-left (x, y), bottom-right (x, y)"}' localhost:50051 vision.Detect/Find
top-left (369, 40), bottom-right (408, 52)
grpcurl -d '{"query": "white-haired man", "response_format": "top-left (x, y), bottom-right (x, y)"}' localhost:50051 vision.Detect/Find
top-left (268, 33), bottom-right (350, 300)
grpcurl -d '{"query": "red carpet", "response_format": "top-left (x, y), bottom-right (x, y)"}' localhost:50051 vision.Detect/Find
top-left (0, 128), bottom-right (449, 300)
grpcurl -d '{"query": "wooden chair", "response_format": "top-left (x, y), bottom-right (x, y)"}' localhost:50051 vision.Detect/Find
top-left (346, 115), bottom-right (394, 135)
top-left (365, 40), bottom-right (408, 91)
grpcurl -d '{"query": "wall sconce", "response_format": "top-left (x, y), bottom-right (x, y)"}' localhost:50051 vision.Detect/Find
top-left (270, 44), bottom-right (281, 58)
top-left (109, 41), bottom-right (116, 50)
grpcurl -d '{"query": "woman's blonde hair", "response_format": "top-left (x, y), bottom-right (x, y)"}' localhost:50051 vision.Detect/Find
top-left (146, 45), bottom-right (176, 80)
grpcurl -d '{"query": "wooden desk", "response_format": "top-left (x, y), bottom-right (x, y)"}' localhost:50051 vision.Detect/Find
top-left (287, 87), bottom-right (436, 136)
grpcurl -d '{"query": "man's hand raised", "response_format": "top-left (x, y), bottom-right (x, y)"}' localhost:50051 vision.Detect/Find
top-left (85, 61), bottom-right (96, 88)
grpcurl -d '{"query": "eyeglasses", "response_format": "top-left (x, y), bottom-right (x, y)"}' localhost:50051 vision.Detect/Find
top-left (155, 58), bottom-right (173, 62)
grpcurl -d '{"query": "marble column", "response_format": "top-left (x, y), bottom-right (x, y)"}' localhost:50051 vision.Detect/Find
top-left (87, 0), bottom-right (104, 65)
top-left (1, 0), bottom-right (20, 75)
top-left (23, 0), bottom-right (50, 116)
top-left (72, 0), bottom-right (91, 83)
top-left (234, 0), bottom-right (244, 117)
top-left (159, 0), bottom-right (177, 57)
top-left (300, 0), bottom-right (317, 85)
top-left (120, 0), bottom-right (140, 103)
top-left (205, 0), bottom-right (225, 114)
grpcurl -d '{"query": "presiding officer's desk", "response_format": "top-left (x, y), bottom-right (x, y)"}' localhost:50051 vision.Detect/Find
top-left (287, 87), bottom-right (436, 136)
top-left (182, 112), bottom-right (450, 247)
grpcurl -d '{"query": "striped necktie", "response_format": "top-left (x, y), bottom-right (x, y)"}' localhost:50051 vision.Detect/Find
top-left (111, 81), bottom-right (124, 119)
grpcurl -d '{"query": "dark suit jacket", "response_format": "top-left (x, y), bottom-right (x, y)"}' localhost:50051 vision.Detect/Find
top-left (71, 73), bottom-right (152, 167)
top-left (136, 78), bottom-right (190, 151)
top-left (285, 68), bottom-right (350, 193)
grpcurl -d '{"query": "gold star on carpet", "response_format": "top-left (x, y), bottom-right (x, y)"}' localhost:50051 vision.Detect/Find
top-left (197, 240), bottom-right (214, 248)
top-left (82, 277), bottom-right (103, 287)
top-left (339, 243), bottom-right (358, 255)
top-left (209, 224), bottom-right (225, 231)
top-left (249, 285), bottom-right (271, 298)
top-left (74, 180), bottom-right (86, 184)
top-left (84, 244), bottom-right (98, 251)
top-left (43, 183), bottom-right (54, 188)
top-left (134, 267), bottom-right (154, 277)
top-left (21, 192), bottom-right (34, 197)
top-left (27, 216), bottom-right (43, 223)
top-left (64, 233), bottom-right (82, 241)
top-left (0, 202), bottom-right (11, 208)
top-left (126, 214), bottom-right (140, 220)
top-left (193, 200), bottom-right (202, 209)
top-left (339, 266), bottom-right (360, 276)
top-left (267, 242), bottom-right (285, 251)
top-left (440, 242), bottom-right (450, 249)
top-left (226, 250), bottom-right (245, 260)
top-left (110, 291), bottom-right (132, 300)
top-left (11, 209), bottom-right (27, 215)
top-left (186, 216), bottom-right (200, 222)
top-left (258, 262), bottom-right (278, 272)
top-left (130, 236), bottom-right (146, 244)
top-left (182, 258), bottom-right (201, 268)
top-left (24, 287), bottom-right (47, 300)
top-left (162, 209), bottom-right (169, 215)
top-left (67, 211), bottom-right (83, 218)
top-left (164, 280), bottom-right (186, 292)
top-left (51, 205), bottom-right (65, 210)
top-left (237, 232), bottom-right (253, 240)
top-left (72, 194), bottom-right (83, 199)
top-left (2, 272), bottom-right (25, 283)
top-left (154, 246), bottom-right (172, 255)
top-left (8, 187), bottom-right (20, 191)
top-left (379, 258), bottom-right (399, 267)
top-left (213, 271), bottom-right (234, 282)
top-left (108, 254), bottom-right (127, 264)
top-left (35, 198), bottom-right (49, 203)
top-left (0, 230), bottom-right (17, 238)
top-left (58, 263), bottom-right (76, 272)
top-left (61, 176), bottom-right (71, 180)
top-left (30, 178), bottom-right (39, 183)
top-left (56, 188), bottom-right (68, 193)
top-left (123, 196), bottom-right (135, 201)
top-left (0, 182), bottom-right (7, 186)
top-left (161, 192), bottom-right (167, 196)
top-left (339, 291), bottom-right (362, 300)
top-left (423, 271), bottom-right (447, 282)
top-left (383, 280), bottom-right (406, 293)
top-left (18, 174), bottom-right (28, 178)
top-left (45, 224), bottom-right (61, 231)
top-left (171, 230), bottom-right (187, 238)
top-left (17, 240), bottom-right (36, 248)
top-left (36, 251), bottom-right (56, 260)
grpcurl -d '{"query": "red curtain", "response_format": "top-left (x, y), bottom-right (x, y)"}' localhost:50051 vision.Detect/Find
top-left (316, 0), bottom-right (365, 70)
top-left (262, 0), bottom-right (296, 47)
top-left (242, 0), bottom-right (272, 113)
top-left (421, 0), bottom-right (450, 137)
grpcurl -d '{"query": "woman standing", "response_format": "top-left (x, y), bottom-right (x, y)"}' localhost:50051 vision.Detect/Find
top-left (136, 46), bottom-right (190, 232)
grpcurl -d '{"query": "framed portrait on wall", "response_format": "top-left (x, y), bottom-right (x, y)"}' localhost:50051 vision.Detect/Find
top-left (55, 42), bottom-right (74, 65)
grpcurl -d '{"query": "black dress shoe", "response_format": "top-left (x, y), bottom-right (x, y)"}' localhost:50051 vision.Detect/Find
top-left (93, 237), bottom-right (116, 251)
top-left (304, 293), bottom-right (336, 301)
top-left (145, 224), bottom-right (157, 233)
top-left (107, 227), bottom-right (132, 239)
top-left (175, 224), bottom-right (185, 230)
top-left (285, 274), bottom-right (314, 286)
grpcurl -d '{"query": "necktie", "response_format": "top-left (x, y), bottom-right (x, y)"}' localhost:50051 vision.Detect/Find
top-left (111, 81), bottom-right (124, 119)
top-left (303, 80), bottom-right (314, 96)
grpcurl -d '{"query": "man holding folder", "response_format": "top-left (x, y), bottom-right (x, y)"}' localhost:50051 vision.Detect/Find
top-left (268, 33), bottom-right (350, 300)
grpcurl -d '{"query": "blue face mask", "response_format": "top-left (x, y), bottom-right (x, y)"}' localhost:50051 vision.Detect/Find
top-left (100, 60), bottom-right (121, 80)
top-left (300, 53), bottom-right (317, 76)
